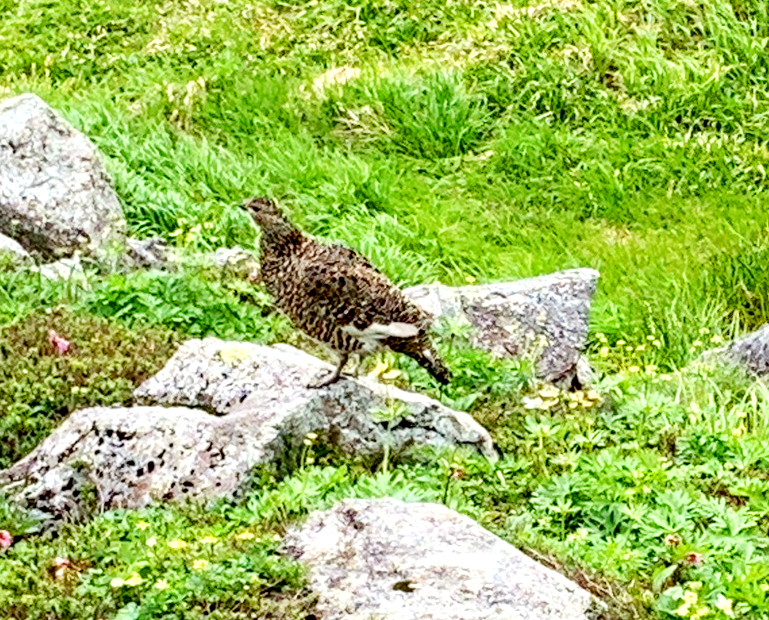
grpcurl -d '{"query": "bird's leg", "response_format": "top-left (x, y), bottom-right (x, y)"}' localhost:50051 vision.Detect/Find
top-left (309, 352), bottom-right (349, 389)
top-left (349, 353), bottom-right (365, 377)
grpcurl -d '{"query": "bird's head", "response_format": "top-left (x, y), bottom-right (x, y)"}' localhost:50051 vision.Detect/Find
top-left (241, 196), bottom-right (288, 229)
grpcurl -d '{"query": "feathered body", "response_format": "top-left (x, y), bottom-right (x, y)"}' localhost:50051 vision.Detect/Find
top-left (242, 197), bottom-right (451, 386)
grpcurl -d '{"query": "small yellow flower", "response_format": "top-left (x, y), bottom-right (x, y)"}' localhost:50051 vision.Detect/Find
top-left (125, 573), bottom-right (143, 587)
top-left (647, 334), bottom-right (656, 341)
top-left (146, 536), bottom-right (157, 547)
top-left (616, 339), bottom-right (626, 346)
top-left (688, 582), bottom-right (703, 591)
top-left (154, 579), bottom-right (170, 590)
top-left (305, 432), bottom-right (318, 441)
top-left (636, 344), bottom-right (646, 352)
top-left (652, 339), bottom-right (662, 348)
top-left (692, 605), bottom-right (711, 619)
top-left (367, 359), bottom-right (390, 379)
top-left (628, 365), bottom-right (640, 373)
top-left (625, 345), bottom-right (634, 352)
top-left (731, 425), bottom-right (745, 438)
top-left (692, 340), bottom-right (703, 347)
top-left (200, 536), bottom-right (218, 544)
top-left (699, 327), bottom-right (710, 335)
top-left (645, 365), bottom-right (658, 374)
top-left (136, 521), bottom-right (151, 531)
top-left (192, 559), bottom-right (210, 571)
top-left (596, 332), bottom-right (606, 341)
top-left (168, 539), bottom-right (187, 550)
top-left (676, 602), bottom-right (690, 617)
top-left (760, 583), bottom-right (769, 592)
top-left (110, 577), bottom-right (125, 588)
top-left (236, 531), bottom-right (256, 540)
top-left (539, 385), bottom-right (560, 399)
top-left (683, 590), bottom-right (698, 605)
top-left (598, 346), bottom-right (610, 358)
top-left (710, 335), bottom-right (724, 345)
top-left (381, 368), bottom-right (402, 380)
top-left (715, 594), bottom-right (734, 617)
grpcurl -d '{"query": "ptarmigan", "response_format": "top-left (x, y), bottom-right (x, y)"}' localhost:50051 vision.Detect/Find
top-left (241, 197), bottom-right (451, 387)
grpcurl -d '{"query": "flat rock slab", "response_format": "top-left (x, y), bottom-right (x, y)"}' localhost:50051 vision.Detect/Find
top-left (284, 498), bottom-right (597, 620)
top-left (0, 94), bottom-right (126, 259)
top-left (405, 268), bottom-right (599, 385)
top-left (1, 340), bottom-right (494, 523)
top-left (135, 338), bottom-right (495, 460)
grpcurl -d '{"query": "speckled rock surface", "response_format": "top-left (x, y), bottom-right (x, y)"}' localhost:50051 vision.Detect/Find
top-left (0, 405), bottom-right (277, 524)
top-left (701, 324), bottom-right (769, 376)
top-left (0, 94), bottom-right (126, 259)
top-left (284, 498), bottom-right (597, 620)
top-left (135, 338), bottom-right (495, 459)
top-left (0, 340), bottom-right (494, 524)
top-left (405, 268), bottom-right (599, 385)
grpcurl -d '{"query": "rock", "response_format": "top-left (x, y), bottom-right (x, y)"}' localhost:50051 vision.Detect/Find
top-left (283, 498), bottom-right (598, 620)
top-left (405, 268), bottom-right (599, 386)
top-left (0, 232), bottom-right (31, 263)
top-left (135, 338), bottom-right (495, 459)
top-left (29, 255), bottom-right (88, 286)
top-left (183, 246), bottom-right (260, 281)
top-left (0, 405), bottom-right (274, 523)
top-left (0, 340), bottom-right (494, 524)
top-left (0, 94), bottom-right (126, 259)
top-left (124, 237), bottom-right (171, 269)
top-left (700, 324), bottom-right (769, 376)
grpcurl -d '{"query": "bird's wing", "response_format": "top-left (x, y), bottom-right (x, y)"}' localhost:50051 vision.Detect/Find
top-left (299, 254), bottom-right (425, 342)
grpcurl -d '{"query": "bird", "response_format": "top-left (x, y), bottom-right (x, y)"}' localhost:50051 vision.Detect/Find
top-left (240, 196), bottom-right (451, 388)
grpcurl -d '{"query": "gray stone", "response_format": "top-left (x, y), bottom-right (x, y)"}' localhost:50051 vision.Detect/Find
top-left (0, 339), bottom-right (494, 524)
top-left (124, 237), bottom-right (171, 269)
top-left (135, 338), bottom-right (495, 459)
top-left (283, 498), bottom-right (597, 620)
top-left (0, 94), bottom-right (126, 259)
top-left (0, 232), bottom-right (31, 263)
top-left (29, 255), bottom-right (88, 286)
top-left (0, 405), bottom-right (273, 523)
top-left (405, 268), bottom-right (599, 385)
top-left (700, 324), bottom-right (769, 376)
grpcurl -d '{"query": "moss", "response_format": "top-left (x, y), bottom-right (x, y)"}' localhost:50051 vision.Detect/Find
top-left (0, 308), bottom-right (179, 469)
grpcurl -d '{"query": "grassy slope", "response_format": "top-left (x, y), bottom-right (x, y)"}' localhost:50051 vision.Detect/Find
top-left (2, 0), bottom-right (769, 363)
top-left (2, 0), bottom-right (769, 618)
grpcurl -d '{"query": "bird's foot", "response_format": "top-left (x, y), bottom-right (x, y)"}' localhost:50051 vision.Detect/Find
top-left (307, 369), bottom-right (345, 389)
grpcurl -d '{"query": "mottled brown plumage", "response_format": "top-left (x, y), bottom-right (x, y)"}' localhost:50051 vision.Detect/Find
top-left (241, 197), bottom-right (451, 387)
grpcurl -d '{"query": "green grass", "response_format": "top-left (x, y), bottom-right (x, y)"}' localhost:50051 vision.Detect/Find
top-left (3, 0), bottom-right (769, 618)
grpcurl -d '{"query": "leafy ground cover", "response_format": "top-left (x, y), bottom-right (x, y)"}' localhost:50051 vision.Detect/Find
top-left (2, 0), bottom-right (769, 618)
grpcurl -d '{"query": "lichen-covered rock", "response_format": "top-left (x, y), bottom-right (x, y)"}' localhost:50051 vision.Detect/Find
top-left (135, 338), bottom-right (495, 459)
top-left (0, 340), bottom-right (495, 524)
top-left (405, 268), bottom-right (599, 385)
top-left (0, 406), bottom-right (277, 524)
top-left (700, 324), bottom-right (769, 376)
top-left (0, 94), bottom-right (126, 259)
top-left (283, 498), bottom-right (598, 620)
